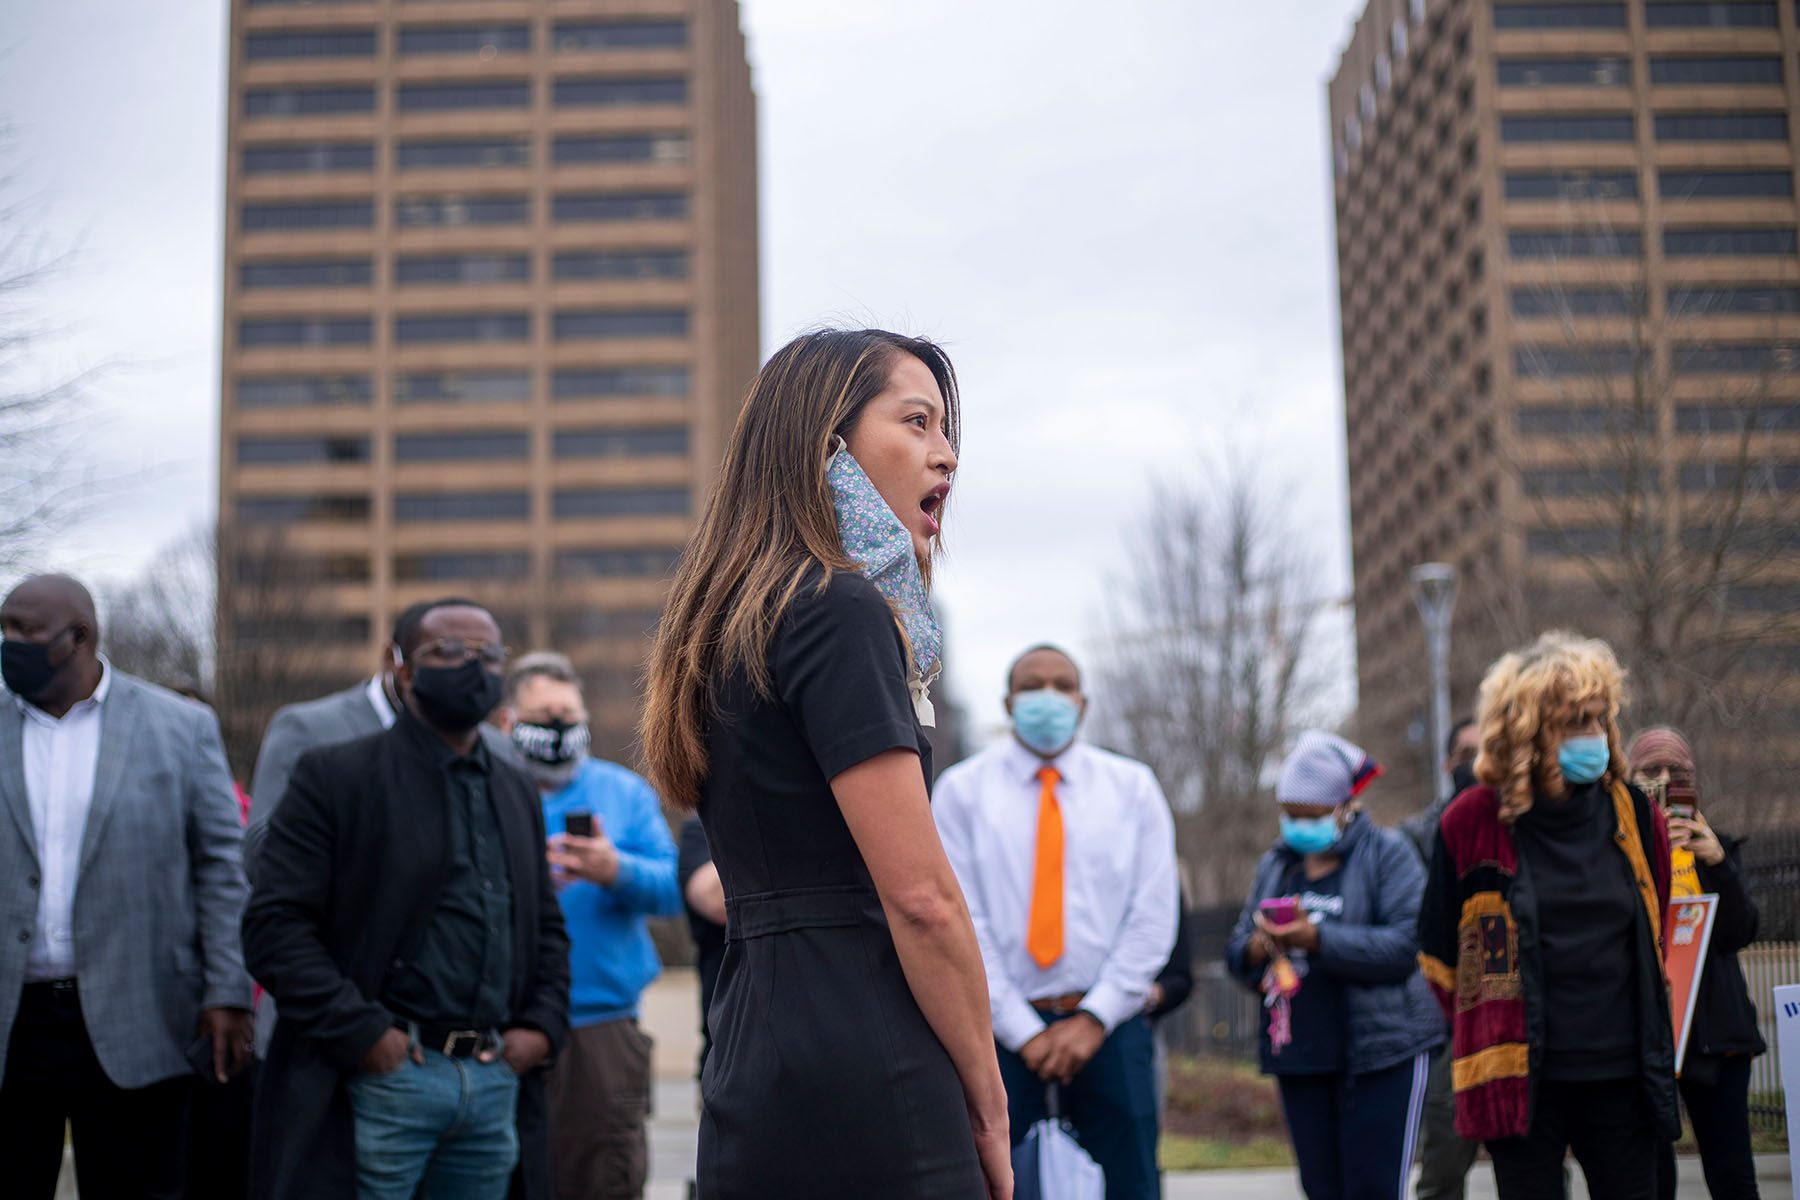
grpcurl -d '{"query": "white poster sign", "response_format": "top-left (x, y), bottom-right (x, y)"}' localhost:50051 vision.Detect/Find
top-left (1775, 983), bottom-right (1800, 1189)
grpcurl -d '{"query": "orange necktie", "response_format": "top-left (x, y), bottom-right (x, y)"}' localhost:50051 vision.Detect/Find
top-left (1026, 765), bottom-right (1065, 968)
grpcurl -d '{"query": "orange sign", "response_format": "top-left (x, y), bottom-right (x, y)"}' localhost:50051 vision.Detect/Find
top-left (1665, 893), bottom-right (1718, 1076)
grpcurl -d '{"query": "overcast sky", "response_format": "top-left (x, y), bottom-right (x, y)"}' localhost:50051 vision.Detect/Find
top-left (3, 0), bottom-right (1368, 742)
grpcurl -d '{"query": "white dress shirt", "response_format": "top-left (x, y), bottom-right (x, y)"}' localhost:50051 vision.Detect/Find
top-left (364, 674), bottom-right (397, 729)
top-left (17, 658), bottom-right (112, 982)
top-left (934, 737), bottom-right (1178, 1051)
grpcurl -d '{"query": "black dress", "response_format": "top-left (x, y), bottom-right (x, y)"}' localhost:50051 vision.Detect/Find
top-left (696, 569), bottom-right (983, 1199)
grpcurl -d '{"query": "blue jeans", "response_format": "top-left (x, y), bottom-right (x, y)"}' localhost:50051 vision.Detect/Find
top-left (997, 1012), bottom-right (1159, 1200)
top-left (348, 1046), bottom-right (520, 1200)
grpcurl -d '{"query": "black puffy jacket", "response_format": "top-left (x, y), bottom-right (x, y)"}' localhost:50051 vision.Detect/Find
top-left (1684, 833), bottom-right (1766, 1063)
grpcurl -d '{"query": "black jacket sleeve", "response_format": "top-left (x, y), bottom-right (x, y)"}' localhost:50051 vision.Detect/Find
top-left (1149, 902), bottom-right (1194, 1018)
top-left (513, 795), bottom-right (572, 1059)
top-left (1696, 835), bottom-right (1759, 954)
top-left (242, 751), bottom-right (395, 1072)
top-left (1415, 826), bottom-right (1460, 1017)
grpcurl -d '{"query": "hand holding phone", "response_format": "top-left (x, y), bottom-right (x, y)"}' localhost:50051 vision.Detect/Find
top-left (564, 810), bottom-right (595, 838)
top-left (1259, 897), bottom-right (1299, 926)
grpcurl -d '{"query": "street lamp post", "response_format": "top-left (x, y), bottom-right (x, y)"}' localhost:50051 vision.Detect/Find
top-left (1410, 563), bottom-right (1459, 803)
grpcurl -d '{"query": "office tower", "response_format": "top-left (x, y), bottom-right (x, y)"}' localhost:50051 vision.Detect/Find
top-left (219, 0), bottom-right (758, 758)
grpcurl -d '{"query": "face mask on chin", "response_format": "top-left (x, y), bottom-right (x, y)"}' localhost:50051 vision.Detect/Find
top-left (407, 659), bottom-right (504, 735)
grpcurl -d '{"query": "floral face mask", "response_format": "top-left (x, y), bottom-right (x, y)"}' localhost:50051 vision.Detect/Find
top-left (826, 438), bottom-right (942, 726)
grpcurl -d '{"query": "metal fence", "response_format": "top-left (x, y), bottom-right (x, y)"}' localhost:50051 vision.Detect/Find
top-left (1169, 831), bottom-right (1800, 1133)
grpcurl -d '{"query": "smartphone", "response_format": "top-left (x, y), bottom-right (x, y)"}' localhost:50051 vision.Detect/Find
top-left (564, 811), bottom-right (594, 838)
top-left (1260, 897), bottom-right (1299, 925)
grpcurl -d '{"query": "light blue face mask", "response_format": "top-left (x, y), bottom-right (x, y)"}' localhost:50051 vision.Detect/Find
top-left (1012, 688), bottom-right (1081, 756)
top-left (1279, 813), bottom-right (1342, 856)
top-left (1558, 734), bottom-right (1610, 785)
top-left (826, 441), bottom-right (942, 723)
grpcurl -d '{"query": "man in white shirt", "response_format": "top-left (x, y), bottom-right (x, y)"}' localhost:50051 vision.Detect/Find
top-left (934, 644), bottom-right (1177, 1200)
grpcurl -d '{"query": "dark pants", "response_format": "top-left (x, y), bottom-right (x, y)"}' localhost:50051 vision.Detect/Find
top-left (546, 1017), bottom-right (654, 1200)
top-left (1416, 1046), bottom-right (1479, 1200)
top-left (186, 1059), bottom-right (257, 1200)
top-left (1276, 1052), bottom-right (1431, 1200)
top-left (997, 1012), bottom-right (1158, 1200)
top-left (1487, 1078), bottom-right (1657, 1200)
top-left (1656, 1055), bottom-right (1760, 1200)
top-left (0, 980), bottom-right (192, 1200)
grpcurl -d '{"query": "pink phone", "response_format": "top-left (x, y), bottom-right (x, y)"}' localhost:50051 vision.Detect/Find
top-left (1260, 897), bottom-right (1299, 925)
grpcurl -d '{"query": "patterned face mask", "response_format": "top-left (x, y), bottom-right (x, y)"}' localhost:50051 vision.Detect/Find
top-left (826, 438), bottom-right (943, 725)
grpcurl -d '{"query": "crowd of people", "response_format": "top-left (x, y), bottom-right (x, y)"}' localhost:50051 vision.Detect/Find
top-left (0, 326), bottom-right (1776, 1200)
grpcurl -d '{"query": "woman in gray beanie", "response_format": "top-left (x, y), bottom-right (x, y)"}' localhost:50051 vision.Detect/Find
top-left (1226, 731), bottom-right (1444, 1199)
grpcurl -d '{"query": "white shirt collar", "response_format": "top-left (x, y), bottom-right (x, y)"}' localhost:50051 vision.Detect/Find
top-left (365, 674), bottom-right (397, 729)
top-left (1001, 733), bottom-right (1081, 786)
top-left (12, 655), bottom-right (110, 722)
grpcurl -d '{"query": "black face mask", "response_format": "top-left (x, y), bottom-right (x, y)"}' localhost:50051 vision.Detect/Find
top-left (511, 718), bottom-right (591, 767)
top-left (2, 628), bottom-right (72, 700)
top-left (1450, 761), bottom-right (1478, 796)
top-left (408, 659), bottom-right (504, 735)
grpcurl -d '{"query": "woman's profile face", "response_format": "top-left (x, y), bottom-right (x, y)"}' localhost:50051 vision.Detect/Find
top-left (844, 353), bottom-right (958, 562)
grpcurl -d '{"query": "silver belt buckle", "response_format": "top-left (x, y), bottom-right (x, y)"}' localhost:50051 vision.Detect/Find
top-left (443, 1029), bottom-right (482, 1057)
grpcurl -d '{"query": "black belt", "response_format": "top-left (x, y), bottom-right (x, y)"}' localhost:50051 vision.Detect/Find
top-left (407, 1023), bottom-right (500, 1059)
top-left (23, 977), bottom-right (77, 995)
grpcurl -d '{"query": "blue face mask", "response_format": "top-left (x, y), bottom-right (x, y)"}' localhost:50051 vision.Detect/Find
top-left (1279, 813), bottom-right (1342, 856)
top-left (1012, 689), bottom-right (1081, 756)
top-left (1558, 734), bottom-right (1610, 785)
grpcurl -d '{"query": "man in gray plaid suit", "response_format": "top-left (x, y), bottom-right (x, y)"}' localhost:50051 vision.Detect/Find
top-left (0, 574), bottom-right (254, 1199)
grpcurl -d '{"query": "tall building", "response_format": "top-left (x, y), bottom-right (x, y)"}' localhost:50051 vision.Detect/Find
top-left (219, 0), bottom-right (758, 759)
top-left (1330, 0), bottom-right (1800, 804)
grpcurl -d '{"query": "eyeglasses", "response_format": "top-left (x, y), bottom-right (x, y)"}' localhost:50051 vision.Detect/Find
top-left (410, 637), bottom-right (508, 670)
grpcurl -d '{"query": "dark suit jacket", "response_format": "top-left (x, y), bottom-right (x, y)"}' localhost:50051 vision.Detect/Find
top-left (243, 717), bottom-right (570, 1200)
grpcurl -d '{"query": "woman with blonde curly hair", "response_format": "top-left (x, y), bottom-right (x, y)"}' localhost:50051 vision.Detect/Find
top-left (1417, 632), bottom-right (1677, 1200)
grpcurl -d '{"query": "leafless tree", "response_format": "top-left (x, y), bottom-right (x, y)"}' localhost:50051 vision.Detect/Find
top-left (1091, 467), bottom-right (1333, 903)
top-left (102, 524), bottom-right (214, 693)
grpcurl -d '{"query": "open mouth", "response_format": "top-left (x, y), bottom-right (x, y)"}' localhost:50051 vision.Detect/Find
top-left (919, 484), bottom-right (950, 535)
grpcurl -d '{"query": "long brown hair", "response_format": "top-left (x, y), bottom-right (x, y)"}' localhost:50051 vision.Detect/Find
top-left (1473, 630), bottom-right (1630, 824)
top-left (641, 329), bottom-right (960, 810)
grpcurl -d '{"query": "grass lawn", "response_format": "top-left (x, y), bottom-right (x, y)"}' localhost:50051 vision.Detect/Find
top-left (1159, 1133), bottom-right (1294, 1171)
top-left (1159, 1054), bottom-right (1295, 1171)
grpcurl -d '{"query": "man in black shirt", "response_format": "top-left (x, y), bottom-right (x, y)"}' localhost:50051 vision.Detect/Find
top-left (245, 598), bottom-right (570, 1200)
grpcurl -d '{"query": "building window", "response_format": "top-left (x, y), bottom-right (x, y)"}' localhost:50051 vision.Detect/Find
top-left (395, 253), bottom-right (530, 285)
top-left (552, 250), bottom-right (688, 281)
top-left (552, 427), bottom-right (689, 458)
top-left (552, 366), bottom-right (690, 399)
top-left (237, 435), bottom-right (371, 465)
top-left (1659, 170), bottom-right (1792, 199)
top-left (553, 192), bottom-right (688, 223)
top-left (248, 0), bottom-right (368, 6)
top-left (242, 200), bottom-right (374, 231)
top-left (1728, 582), bottom-right (1800, 610)
top-left (234, 615), bottom-right (371, 644)
top-left (239, 316), bottom-right (373, 347)
top-left (244, 86), bottom-right (376, 117)
top-left (244, 28), bottom-right (376, 58)
top-left (1663, 227), bottom-right (1798, 256)
top-left (236, 494), bottom-right (370, 523)
top-left (1522, 467), bottom-right (1637, 497)
top-left (1513, 345), bottom-right (1640, 376)
top-left (1376, 53), bottom-right (1393, 91)
top-left (1681, 462), bottom-right (1800, 492)
top-left (552, 608), bottom-right (662, 642)
top-left (397, 25), bottom-right (530, 55)
top-left (553, 20), bottom-right (686, 51)
top-left (553, 547), bottom-right (683, 578)
top-left (1644, 2), bottom-right (1778, 27)
top-left (394, 552), bottom-right (531, 581)
top-left (232, 554), bottom-right (369, 584)
top-left (1492, 4), bottom-right (1627, 29)
top-left (1411, 0), bottom-right (1427, 21)
top-left (1508, 229), bottom-right (1642, 257)
top-left (396, 81), bottom-right (530, 111)
top-left (396, 194), bottom-right (529, 226)
top-left (242, 142), bottom-right (374, 174)
top-left (1527, 528), bottom-right (1622, 556)
top-left (394, 431), bottom-right (530, 461)
top-left (396, 138), bottom-right (530, 170)
top-left (1359, 82), bottom-right (1377, 123)
top-left (395, 491), bottom-right (531, 521)
top-left (1345, 113), bottom-right (1362, 151)
top-left (1516, 405), bottom-right (1654, 434)
top-left (1667, 286), bottom-right (1800, 314)
top-left (553, 309), bottom-right (688, 340)
top-left (1510, 287), bottom-right (1641, 317)
top-left (393, 313), bottom-right (530, 343)
top-left (1504, 171), bottom-right (1638, 201)
top-left (1676, 403), bottom-right (1800, 432)
top-left (1650, 56), bottom-right (1784, 85)
top-left (1655, 112), bottom-right (1789, 141)
top-left (554, 77), bottom-right (688, 107)
top-left (552, 133), bottom-right (690, 164)
top-left (553, 487), bottom-right (690, 518)
top-left (1501, 114), bottom-right (1635, 142)
top-left (1498, 58), bottom-right (1630, 86)
top-left (237, 375), bottom-right (372, 409)
top-left (1673, 344), bottom-right (1800, 373)
top-left (240, 259), bottom-right (373, 289)
top-left (395, 370), bottom-right (532, 404)
top-left (1391, 18), bottom-right (1409, 58)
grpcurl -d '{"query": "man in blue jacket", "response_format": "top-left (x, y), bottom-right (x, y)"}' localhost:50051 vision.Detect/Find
top-left (501, 652), bottom-right (682, 1200)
